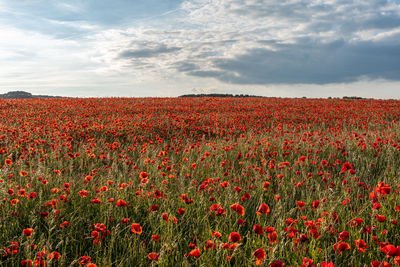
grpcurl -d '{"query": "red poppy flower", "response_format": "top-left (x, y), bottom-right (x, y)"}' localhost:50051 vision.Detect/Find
top-left (341, 162), bottom-right (353, 172)
top-left (78, 256), bottom-right (91, 265)
top-left (116, 199), bottom-right (127, 207)
top-left (211, 231), bottom-right (222, 238)
top-left (270, 260), bottom-right (285, 267)
top-left (230, 203), bottom-right (245, 216)
top-left (381, 245), bottom-right (400, 257)
top-left (333, 241), bottom-right (350, 254)
top-left (371, 261), bottom-right (391, 267)
top-left (296, 201), bottom-right (306, 208)
top-left (354, 239), bottom-right (369, 253)
top-left (204, 240), bottom-right (216, 250)
top-left (311, 200), bottom-right (320, 209)
top-left (257, 203), bottom-right (270, 215)
top-left (139, 172), bottom-right (148, 179)
top-left (350, 218), bottom-right (364, 227)
top-left (268, 231), bottom-right (278, 244)
top-left (177, 208), bottom-right (185, 215)
top-left (23, 228), bottom-right (34, 238)
top-left (189, 248), bottom-right (201, 258)
top-left (152, 235), bottom-right (160, 242)
top-left (210, 204), bottom-right (226, 215)
top-left (263, 181), bottom-right (270, 190)
top-left (237, 218), bottom-right (246, 225)
top-left (301, 257), bottom-right (315, 267)
top-left (121, 218), bottom-right (130, 224)
top-left (300, 234), bottom-right (309, 242)
top-left (253, 224), bottom-right (263, 235)
top-left (265, 226), bottom-right (275, 233)
top-left (148, 252), bottom-right (159, 261)
top-left (228, 232), bottom-right (241, 242)
top-left (234, 186), bottom-right (241, 193)
top-left (60, 221), bottom-right (69, 228)
top-left (339, 231), bottom-right (349, 240)
top-left (253, 248), bottom-right (266, 260)
top-left (377, 215), bottom-right (386, 222)
top-left (49, 251), bottom-right (61, 260)
top-left (131, 223), bottom-right (142, 235)
top-left (21, 259), bottom-right (33, 266)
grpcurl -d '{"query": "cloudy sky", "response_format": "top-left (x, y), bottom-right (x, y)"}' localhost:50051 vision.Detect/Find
top-left (1, 0), bottom-right (400, 98)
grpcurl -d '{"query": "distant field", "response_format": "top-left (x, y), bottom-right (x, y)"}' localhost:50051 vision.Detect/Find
top-left (1, 97), bottom-right (400, 266)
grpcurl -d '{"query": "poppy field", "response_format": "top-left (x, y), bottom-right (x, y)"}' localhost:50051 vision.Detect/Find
top-left (2, 97), bottom-right (400, 266)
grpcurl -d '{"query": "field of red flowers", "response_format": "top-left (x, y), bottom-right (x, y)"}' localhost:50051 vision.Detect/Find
top-left (1, 97), bottom-right (400, 266)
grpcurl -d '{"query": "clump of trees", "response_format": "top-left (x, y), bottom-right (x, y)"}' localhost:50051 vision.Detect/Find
top-left (179, 93), bottom-right (263, 98)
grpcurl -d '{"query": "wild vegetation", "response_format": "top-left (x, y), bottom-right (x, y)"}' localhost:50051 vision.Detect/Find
top-left (1, 97), bottom-right (400, 266)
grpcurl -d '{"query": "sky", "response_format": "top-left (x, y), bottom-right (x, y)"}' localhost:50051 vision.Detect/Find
top-left (0, 0), bottom-right (400, 98)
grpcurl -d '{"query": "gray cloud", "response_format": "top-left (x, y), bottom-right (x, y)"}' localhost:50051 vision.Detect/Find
top-left (183, 38), bottom-right (400, 84)
top-left (173, 61), bottom-right (198, 72)
top-left (119, 44), bottom-right (181, 59)
top-left (171, 0), bottom-right (400, 85)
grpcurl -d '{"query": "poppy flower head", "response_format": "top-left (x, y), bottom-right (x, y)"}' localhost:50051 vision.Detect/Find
top-left (263, 181), bottom-right (270, 190)
top-left (177, 208), bottom-right (185, 215)
top-left (116, 199), bottom-right (127, 207)
top-left (78, 256), bottom-right (92, 265)
top-left (23, 228), bottom-right (34, 238)
top-left (339, 231), bottom-right (349, 241)
top-left (188, 248), bottom-right (201, 258)
top-left (152, 235), bottom-right (160, 242)
top-left (253, 224), bottom-right (263, 235)
top-left (229, 232), bottom-right (241, 242)
top-left (257, 203), bottom-right (270, 215)
top-left (131, 223), bottom-right (142, 235)
top-left (270, 260), bottom-right (285, 267)
top-left (205, 240), bottom-right (216, 250)
top-left (230, 203), bottom-right (245, 216)
top-left (49, 251), bottom-right (61, 261)
top-left (296, 201), bottom-right (306, 209)
top-left (21, 259), bottom-right (33, 266)
top-left (268, 231), bottom-right (278, 244)
top-left (253, 248), bottom-right (266, 260)
top-left (148, 252), bottom-right (159, 261)
top-left (321, 262), bottom-right (335, 267)
top-left (211, 231), bottom-right (222, 238)
top-left (139, 172), bottom-right (148, 179)
top-left (301, 257), bottom-right (315, 267)
top-left (371, 261), bottom-right (392, 267)
top-left (354, 239), bottom-right (369, 253)
top-left (377, 215), bottom-right (386, 222)
top-left (333, 241), bottom-right (350, 254)
top-left (381, 244), bottom-right (400, 257)
top-left (311, 200), bottom-right (320, 209)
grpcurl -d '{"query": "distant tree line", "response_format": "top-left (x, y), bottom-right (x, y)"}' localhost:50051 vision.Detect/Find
top-left (179, 93), bottom-right (264, 98)
top-left (342, 96), bottom-right (365, 99)
top-left (0, 91), bottom-right (61, 99)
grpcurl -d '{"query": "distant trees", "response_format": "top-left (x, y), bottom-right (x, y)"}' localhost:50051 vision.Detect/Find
top-left (342, 96), bottom-right (365, 99)
top-left (179, 93), bottom-right (263, 98)
top-left (0, 91), bottom-right (61, 99)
